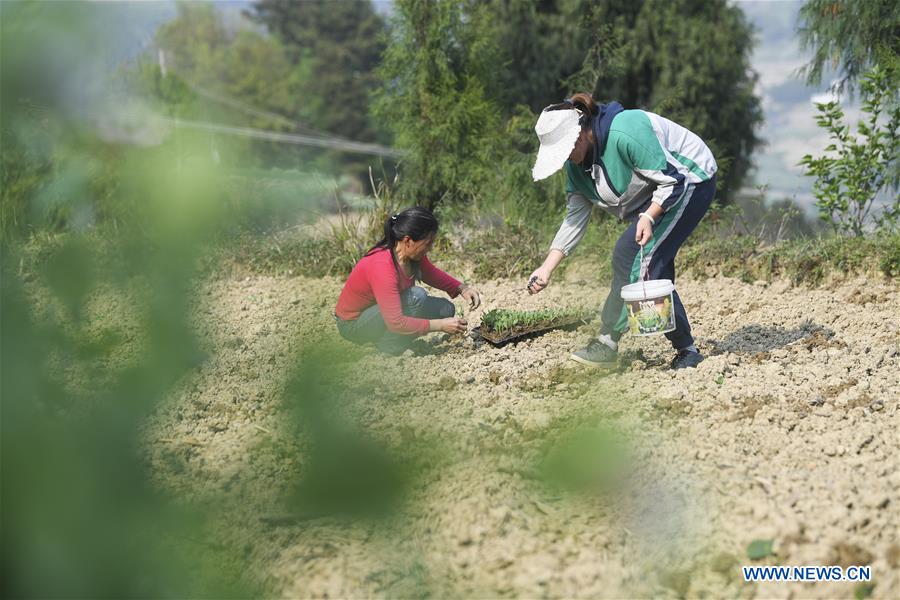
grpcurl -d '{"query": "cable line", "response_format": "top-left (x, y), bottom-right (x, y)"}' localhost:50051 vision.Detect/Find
top-left (159, 115), bottom-right (403, 158)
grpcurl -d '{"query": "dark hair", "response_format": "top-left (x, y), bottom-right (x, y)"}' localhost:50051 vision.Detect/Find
top-left (567, 92), bottom-right (598, 127)
top-left (544, 91), bottom-right (598, 129)
top-left (367, 206), bottom-right (439, 256)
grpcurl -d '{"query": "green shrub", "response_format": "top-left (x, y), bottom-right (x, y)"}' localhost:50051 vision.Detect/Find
top-left (878, 233), bottom-right (900, 277)
top-left (799, 66), bottom-right (899, 235)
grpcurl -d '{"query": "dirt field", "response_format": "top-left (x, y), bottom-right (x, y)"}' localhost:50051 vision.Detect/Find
top-left (144, 270), bottom-right (899, 598)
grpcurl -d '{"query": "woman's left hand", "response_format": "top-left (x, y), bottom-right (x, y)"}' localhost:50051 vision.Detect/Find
top-left (459, 284), bottom-right (482, 309)
top-left (635, 217), bottom-right (654, 246)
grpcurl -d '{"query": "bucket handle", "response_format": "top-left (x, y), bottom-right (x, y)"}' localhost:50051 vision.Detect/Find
top-left (639, 243), bottom-right (648, 298)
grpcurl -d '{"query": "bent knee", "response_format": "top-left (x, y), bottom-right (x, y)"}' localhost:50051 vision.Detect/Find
top-left (402, 286), bottom-right (428, 313)
top-left (435, 299), bottom-right (455, 318)
top-left (404, 286), bottom-right (428, 305)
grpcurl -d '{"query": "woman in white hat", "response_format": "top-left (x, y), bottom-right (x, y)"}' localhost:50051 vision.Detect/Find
top-left (528, 92), bottom-right (717, 370)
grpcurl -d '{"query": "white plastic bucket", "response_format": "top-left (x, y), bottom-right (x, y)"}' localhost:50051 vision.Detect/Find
top-left (620, 279), bottom-right (676, 336)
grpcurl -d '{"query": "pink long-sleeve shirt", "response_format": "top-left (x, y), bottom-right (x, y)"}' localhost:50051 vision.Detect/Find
top-left (335, 248), bottom-right (462, 334)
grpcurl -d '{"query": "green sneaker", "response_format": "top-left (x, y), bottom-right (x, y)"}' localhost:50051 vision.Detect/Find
top-left (570, 338), bottom-right (618, 368)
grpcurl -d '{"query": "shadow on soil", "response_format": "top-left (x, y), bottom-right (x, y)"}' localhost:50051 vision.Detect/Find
top-left (704, 320), bottom-right (836, 355)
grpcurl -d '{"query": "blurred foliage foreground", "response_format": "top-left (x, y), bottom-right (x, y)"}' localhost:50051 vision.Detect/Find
top-left (0, 7), bottom-right (379, 596)
top-left (1, 191), bottom-right (638, 597)
top-left (0, 10), bottom-right (635, 598)
top-left (0, 86), bottom-right (674, 596)
top-left (0, 120), bottom-right (261, 594)
top-left (1, 3), bottom-right (897, 596)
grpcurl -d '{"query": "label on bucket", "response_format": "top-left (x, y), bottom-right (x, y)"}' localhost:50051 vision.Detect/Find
top-left (626, 294), bottom-right (675, 336)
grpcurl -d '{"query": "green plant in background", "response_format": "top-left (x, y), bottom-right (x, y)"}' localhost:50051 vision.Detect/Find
top-left (248, 0), bottom-right (388, 148)
top-left (132, 2), bottom-right (351, 172)
top-left (376, 0), bottom-right (763, 211)
top-left (800, 66), bottom-right (899, 236)
top-left (324, 168), bottom-right (398, 271)
top-left (699, 186), bottom-right (823, 243)
top-left (373, 0), bottom-right (503, 210)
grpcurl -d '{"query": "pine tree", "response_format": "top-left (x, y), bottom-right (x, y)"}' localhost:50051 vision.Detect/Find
top-left (568, 0), bottom-right (762, 202)
top-left (373, 0), bottom-right (502, 208)
top-left (798, 0), bottom-right (900, 97)
top-left (482, 0), bottom-right (590, 114)
top-left (248, 0), bottom-right (387, 144)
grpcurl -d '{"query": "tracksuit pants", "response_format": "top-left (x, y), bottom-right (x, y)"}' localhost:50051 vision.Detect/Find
top-left (599, 175), bottom-right (716, 350)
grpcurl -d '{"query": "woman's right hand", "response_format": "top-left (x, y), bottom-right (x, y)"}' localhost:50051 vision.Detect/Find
top-left (526, 267), bottom-right (552, 295)
top-left (437, 317), bottom-right (468, 334)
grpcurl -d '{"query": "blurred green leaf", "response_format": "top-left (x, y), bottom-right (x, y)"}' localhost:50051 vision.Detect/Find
top-left (539, 423), bottom-right (629, 494)
top-left (41, 237), bottom-right (94, 321)
top-left (746, 538), bottom-right (774, 560)
top-left (855, 582), bottom-right (876, 599)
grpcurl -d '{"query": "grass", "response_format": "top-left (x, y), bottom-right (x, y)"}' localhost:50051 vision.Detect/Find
top-left (209, 161), bottom-right (900, 285)
top-left (438, 218), bottom-right (549, 280)
top-left (679, 232), bottom-right (900, 284)
top-left (14, 221), bottom-right (899, 290)
top-left (12, 193), bottom-right (899, 287)
top-left (229, 234), bottom-right (347, 278)
top-left (221, 168), bottom-right (397, 278)
top-left (455, 210), bottom-right (810, 285)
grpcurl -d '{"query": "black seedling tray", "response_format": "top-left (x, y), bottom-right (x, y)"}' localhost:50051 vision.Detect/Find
top-left (472, 315), bottom-right (593, 346)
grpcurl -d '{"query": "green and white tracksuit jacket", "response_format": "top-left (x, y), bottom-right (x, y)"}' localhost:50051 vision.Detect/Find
top-left (551, 104), bottom-right (718, 255)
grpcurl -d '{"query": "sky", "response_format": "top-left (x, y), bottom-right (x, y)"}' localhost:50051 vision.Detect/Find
top-left (83, 0), bottom-right (856, 209)
top-left (735, 0), bottom-right (859, 208)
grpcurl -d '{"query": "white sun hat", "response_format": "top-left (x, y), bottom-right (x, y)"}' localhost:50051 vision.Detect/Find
top-left (532, 108), bottom-right (581, 181)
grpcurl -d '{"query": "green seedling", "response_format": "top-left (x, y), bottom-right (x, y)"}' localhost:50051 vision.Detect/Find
top-left (481, 307), bottom-right (589, 336)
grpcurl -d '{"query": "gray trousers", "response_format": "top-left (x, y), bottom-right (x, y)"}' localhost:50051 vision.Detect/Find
top-left (335, 286), bottom-right (455, 355)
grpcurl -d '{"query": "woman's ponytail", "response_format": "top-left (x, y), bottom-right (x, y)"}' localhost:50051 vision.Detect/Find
top-left (383, 214), bottom-right (397, 249)
top-left (566, 92), bottom-right (598, 128)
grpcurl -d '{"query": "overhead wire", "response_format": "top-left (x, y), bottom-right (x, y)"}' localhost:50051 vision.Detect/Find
top-left (159, 49), bottom-right (401, 158)
top-left (157, 115), bottom-right (403, 157)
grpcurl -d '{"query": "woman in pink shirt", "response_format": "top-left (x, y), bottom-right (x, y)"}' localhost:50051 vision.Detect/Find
top-left (335, 207), bottom-right (480, 355)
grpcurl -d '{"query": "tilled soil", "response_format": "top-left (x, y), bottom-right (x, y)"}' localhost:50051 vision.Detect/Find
top-left (144, 272), bottom-right (899, 599)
